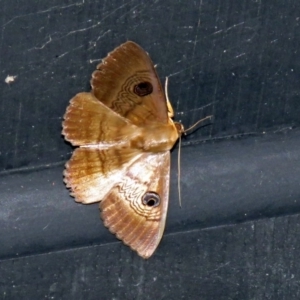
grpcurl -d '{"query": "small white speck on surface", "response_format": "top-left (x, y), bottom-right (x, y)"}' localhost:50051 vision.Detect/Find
top-left (5, 75), bottom-right (17, 84)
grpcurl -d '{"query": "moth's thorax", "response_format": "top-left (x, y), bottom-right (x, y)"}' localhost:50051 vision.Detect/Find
top-left (130, 120), bottom-right (182, 152)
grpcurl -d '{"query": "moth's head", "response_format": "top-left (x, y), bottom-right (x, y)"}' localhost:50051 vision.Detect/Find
top-left (174, 122), bottom-right (185, 136)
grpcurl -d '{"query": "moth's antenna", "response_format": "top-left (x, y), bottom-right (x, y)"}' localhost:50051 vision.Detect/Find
top-left (165, 77), bottom-right (182, 205)
top-left (178, 115), bottom-right (213, 208)
top-left (184, 115), bottom-right (213, 135)
top-left (165, 77), bottom-right (169, 102)
top-left (165, 77), bottom-right (175, 117)
top-left (165, 77), bottom-right (213, 208)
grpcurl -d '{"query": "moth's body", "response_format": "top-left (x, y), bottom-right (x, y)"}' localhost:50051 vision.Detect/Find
top-left (63, 41), bottom-right (182, 258)
top-left (81, 120), bottom-right (180, 152)
top-left (133, 122), bottom-right (182, 152)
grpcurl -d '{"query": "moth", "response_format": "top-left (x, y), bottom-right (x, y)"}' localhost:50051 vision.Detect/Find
top-left (62, 41), bottom-right (184, 259)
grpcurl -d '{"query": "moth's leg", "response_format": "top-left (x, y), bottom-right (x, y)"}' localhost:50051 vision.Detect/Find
top-left (164, 77), bottom-right (174, 118)
top-left (167, 99), bottom-right (174, 118)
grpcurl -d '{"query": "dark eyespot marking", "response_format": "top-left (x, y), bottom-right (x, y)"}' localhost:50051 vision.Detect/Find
top-left (142, 192), bottom-right (160, 207)
top-left (134, 81), bottom-right (153, 96)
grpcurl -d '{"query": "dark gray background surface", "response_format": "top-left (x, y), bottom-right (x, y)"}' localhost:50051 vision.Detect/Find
top-left (1, 1), bottom-right (300, 299)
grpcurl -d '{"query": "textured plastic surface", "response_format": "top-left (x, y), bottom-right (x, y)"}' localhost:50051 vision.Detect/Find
top-left (1, 130), bottom-right (300, 260)
top-left (1, 0), bottom-right (300, 299)
top-left (2, 214), bottom-right (300, 299)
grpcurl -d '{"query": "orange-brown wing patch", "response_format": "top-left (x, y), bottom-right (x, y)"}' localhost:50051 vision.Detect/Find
top-left (100, 151), bottom-right (170, 258)
top-left (91, 41), bottom-right (168, 126)
top-left (62, 92), bottom-right (137, 146)
top-left (64, 147), bottom-right (142, 204)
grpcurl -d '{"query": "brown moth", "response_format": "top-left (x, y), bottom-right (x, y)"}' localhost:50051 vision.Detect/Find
top-left (62, 41), bottom-right (184, 259)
